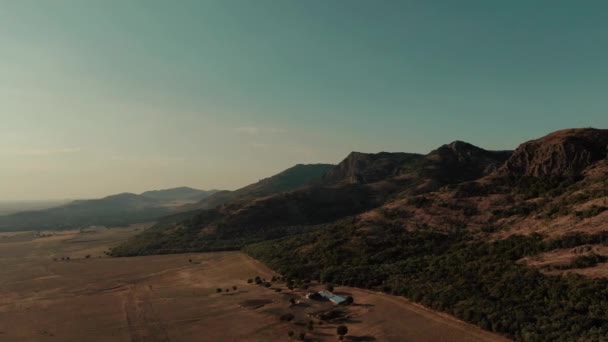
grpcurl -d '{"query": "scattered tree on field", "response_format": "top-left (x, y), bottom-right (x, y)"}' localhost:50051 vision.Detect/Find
top-left (233, 285), bottom-right (237, 291)
top-left (216, 288), bottom-right (222, 293)
top-left (325, 284), bottom-right (334, 292)
top-left (345, 296), bottom-right (354, 305)
top-left (337, 325), bottom-right (348, 340)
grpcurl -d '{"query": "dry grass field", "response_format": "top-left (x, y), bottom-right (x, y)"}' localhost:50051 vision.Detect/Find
top-left (0, 226), bottom-right (509, 342)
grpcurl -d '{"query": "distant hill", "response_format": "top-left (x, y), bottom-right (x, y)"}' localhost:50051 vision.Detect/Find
top-left (182, 163), bottom-right (334, 210)
top-left (0, 199), bottom-right (72, 216)
top-left (140, 186), bottom-right (220, 201)
top-left (0, 187), bottom-right (220, 232)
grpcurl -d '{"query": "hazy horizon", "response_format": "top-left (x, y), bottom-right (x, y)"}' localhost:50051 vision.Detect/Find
top-left (2, 1), bottom-right (607, 200)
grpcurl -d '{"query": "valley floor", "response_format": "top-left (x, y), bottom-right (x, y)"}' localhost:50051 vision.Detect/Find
top-left (0, 227), bottom-right (508, 341)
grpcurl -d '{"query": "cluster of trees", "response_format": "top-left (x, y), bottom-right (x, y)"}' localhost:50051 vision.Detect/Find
top-left (575, 205), bottom-right (607, 219)
top-left (245, 220), bottom-right (608, 341)
top-left (215, 286), bottom-right (237, 293)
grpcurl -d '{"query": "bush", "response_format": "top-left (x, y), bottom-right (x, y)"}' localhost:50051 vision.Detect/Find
top-left (571, 253), bottom-right (607, 269)
top-left (407, 196), bottom-right (433, 208)
top-left (337, 325), bottom-right (348, 337)
top-left (279, 313), bottom-right (295, 322)
top-left (575, 205), bottom-right (607, 219)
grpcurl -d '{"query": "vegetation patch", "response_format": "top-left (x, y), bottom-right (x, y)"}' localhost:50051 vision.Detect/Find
top-left (245, 220), bottom-right (608, 341)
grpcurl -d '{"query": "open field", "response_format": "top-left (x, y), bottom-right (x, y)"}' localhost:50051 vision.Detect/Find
top-left (0, 227), bottom-right (508, 341)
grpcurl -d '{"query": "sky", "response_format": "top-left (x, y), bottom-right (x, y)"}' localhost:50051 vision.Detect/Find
top-left (1, 0), bottom-right (607, 200)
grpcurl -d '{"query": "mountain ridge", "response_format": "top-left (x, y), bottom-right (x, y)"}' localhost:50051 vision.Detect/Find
top-left (0, 186), bottom-right (220, 231)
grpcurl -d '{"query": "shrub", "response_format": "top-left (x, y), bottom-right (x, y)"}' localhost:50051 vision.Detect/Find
top-left (407, 196), bottom-right (433, 208)
top-left (337, 325), bottom-right (348, 338)
top-left (575, 206), bottom-right (607, 219)
top-left (279, 313), bottom-right (295, 322)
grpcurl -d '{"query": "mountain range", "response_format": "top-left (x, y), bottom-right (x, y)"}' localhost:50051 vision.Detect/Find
top-left (0, 186), bottom-right (219, 231)
top-left (109, 128), bottom-right (608, 341)
top-left (3, 127), bottom-right (608, 340)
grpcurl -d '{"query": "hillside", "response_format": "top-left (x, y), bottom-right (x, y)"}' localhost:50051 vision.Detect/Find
top-left (245, 128), bottom-right (608, 341)
top-left (182, 163), bottom-right (334, 211)
top-left (111, 142), bottom-right (511, 255)
top-left (140, 186), bottom-right (219, 202)
top-left (0, 187), bottom-right (219, 232)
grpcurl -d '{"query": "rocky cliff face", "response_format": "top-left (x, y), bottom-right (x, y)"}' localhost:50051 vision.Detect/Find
top-left (424, 141), bottom-right (512, 183)
top-left (321, 151), bottom-right (424, 185)
top-left (498, 128), bottom-right (608, 178)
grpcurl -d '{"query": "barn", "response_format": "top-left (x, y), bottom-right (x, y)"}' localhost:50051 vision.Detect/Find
top-left (318, 291), bottom-right (347, 305)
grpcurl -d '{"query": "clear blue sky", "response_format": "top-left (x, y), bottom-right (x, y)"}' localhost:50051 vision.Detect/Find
top-left (1, 0), bottom-right (607, 200)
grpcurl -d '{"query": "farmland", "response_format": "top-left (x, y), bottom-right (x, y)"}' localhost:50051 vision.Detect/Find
top-left (0, 226), bottom-right (507, 341)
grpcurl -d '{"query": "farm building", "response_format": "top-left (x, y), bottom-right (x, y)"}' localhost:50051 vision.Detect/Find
top-left (318, 291), bottom-right (347, 305)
